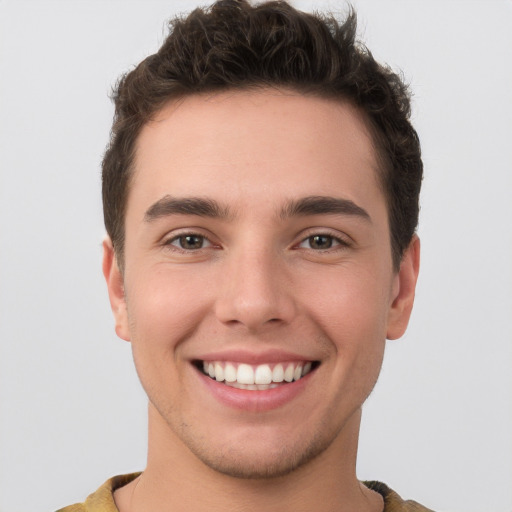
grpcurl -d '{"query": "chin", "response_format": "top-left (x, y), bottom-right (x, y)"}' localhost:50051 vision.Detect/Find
top-left (182, 425), bottom-right (333, 480)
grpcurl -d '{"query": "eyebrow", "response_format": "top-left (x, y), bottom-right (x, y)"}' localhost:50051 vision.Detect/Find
top-left (144, 195), bottom-right (232, 222)
top-left (144, 194), bottom-right (370, 223)
top-left (280, 196), bottom-right (371, 221)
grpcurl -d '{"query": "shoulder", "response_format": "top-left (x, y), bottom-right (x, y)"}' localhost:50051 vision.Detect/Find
top-left (56, 505), bottom-right (85, 512)
top-left (55, 473), bottom-right (141, 512)
top-left (364, 481), bottom-right (435, 512)
top-left (56, 505), bottom-right (86, 512)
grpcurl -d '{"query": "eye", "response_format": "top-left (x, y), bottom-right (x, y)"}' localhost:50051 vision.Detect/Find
top-left (168, 234), bottom-right (212, 251)
top-left (298, 234), bottom-right (346, 250)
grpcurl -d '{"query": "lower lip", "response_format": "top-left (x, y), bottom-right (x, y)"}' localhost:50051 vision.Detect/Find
top-left (197, 368), bottom-right (314, 412)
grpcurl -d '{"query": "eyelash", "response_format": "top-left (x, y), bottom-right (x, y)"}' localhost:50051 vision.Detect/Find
top-left (296, 233), bottom-right (350, 251)
top-left (162, 230), bottom-right (351, 254)
top-left (163, 232), bottom-right (214, 252)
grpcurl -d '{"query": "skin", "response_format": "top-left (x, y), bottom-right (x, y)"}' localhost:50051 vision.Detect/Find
top-left (103, 89), bottom-right (420, 512)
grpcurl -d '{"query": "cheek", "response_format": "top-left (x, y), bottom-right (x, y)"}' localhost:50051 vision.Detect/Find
top-left (300, 265), bottom-right (390, 386)
top-left (124, 268), bottom-right (214, 412)
top-left (305, 264), bottom-right (392, 338)
top-left (125, 267), bottom-right (213, 358)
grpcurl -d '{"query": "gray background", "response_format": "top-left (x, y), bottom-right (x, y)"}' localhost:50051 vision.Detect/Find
top-left (1, 1), bottom-right (511, 511)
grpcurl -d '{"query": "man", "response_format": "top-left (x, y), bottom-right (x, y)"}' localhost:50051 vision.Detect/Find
top-left (59, 1), bottom-right (428, 510)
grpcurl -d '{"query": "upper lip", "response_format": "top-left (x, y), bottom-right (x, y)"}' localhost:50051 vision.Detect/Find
top-left (193, 349), bottom-right (317, 365)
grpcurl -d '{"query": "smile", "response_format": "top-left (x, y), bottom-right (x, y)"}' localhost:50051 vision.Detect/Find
top-left (199, 360), bottom-right (317, 390)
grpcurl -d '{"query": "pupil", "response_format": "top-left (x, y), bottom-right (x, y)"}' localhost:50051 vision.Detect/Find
top-left (181, 235), bottom-right (203, 249)
top-left (310, 235), bottom-right (332, 249)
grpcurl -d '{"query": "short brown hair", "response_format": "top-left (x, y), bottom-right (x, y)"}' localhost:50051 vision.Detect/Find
top-left (102, 0), bottom-right (422, 270)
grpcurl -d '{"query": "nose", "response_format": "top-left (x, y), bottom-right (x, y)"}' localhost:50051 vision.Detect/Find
top-left (214, 246), bottom-right (297, 331)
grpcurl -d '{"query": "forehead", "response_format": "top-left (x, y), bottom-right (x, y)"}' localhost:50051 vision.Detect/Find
top-left (130, 89), bottom-right (384, 218)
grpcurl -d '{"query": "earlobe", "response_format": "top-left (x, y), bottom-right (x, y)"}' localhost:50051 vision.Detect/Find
top-left (386, 235), bottom-right (421, 340)
top-left (102, 236), bottom-right (131, 342)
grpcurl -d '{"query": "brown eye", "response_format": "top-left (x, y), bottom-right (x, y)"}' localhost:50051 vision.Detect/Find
top-left (297, 233), bottom-right (348, 251)
top-left (170, 234), bottom-right (210, 250)
top-left (307, 235), bottom-right (334, 250)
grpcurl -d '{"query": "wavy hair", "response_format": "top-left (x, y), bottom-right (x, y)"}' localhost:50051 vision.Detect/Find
top-left (102, 0), bottom-right (422, 270)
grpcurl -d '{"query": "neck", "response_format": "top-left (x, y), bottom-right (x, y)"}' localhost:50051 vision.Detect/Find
top-left (115, 404), bottom-right (383, 512)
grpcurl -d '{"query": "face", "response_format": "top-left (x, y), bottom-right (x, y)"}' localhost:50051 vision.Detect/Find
top-left (104, 90), bottom-right (419, 479)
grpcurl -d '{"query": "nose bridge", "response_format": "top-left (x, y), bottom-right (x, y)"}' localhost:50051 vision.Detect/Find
top-left (215, 239), bottom-right (295, 330)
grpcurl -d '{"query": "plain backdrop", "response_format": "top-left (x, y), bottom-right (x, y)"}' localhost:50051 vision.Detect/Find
top-left (1, 1), bottom-right (511, 511)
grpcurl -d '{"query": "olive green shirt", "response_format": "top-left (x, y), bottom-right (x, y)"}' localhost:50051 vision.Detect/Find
top-left (56, 473), bottom-right (434, 511)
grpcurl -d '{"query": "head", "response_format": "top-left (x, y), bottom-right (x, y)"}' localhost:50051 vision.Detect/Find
top-left (102, 0), bottom-right (422, 273)
top-left (101, 0), bottom-right (422, 481)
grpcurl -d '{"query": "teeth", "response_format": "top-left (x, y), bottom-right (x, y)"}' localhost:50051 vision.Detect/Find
top-left (202, 360), bottom-right (315, 387)
top-left (272, 364), bottom-right (284, 382)
top-left (225, 381), bottom-right (280, 390)
top-left (254, 364), bottom-right (272, 385)
top-left (214, 362), bottom-right (224, 381)
top-left (224, 363), bottom-right (237, 382)
top-left (237, 364), bottom-right (254, 385)
top-left (283, 364), bottom-right (294, 382)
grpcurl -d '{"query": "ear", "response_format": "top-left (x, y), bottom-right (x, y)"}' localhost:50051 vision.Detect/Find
top-left (102, 236), bottom-right (131, 341)
top-left (386, 235), bottom-right (421, 340)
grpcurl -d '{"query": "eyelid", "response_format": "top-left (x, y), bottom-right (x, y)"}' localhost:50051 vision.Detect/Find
top-left (159, 227), bottom-right (352, 252)
top-left (170, 234), bottom-right (212, 249)
top-left (294, 228), bottom-right (353, 250)
top-left (161, 228), bottom-right (219, 251)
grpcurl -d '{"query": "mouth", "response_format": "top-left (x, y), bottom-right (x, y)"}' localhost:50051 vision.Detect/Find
top-left (194, 360), bottom-right (320, 391)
